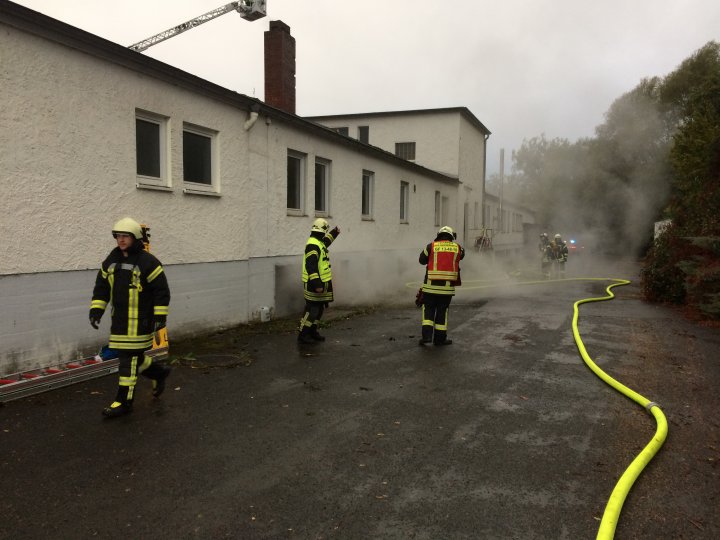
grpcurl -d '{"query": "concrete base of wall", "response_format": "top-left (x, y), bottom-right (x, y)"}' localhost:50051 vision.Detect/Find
top-left (0, 260), bottom-right (251, 374)
top-left (0, 248), bottom-right (434, 374)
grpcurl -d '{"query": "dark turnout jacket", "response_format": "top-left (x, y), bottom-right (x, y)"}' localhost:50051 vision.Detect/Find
top-left (90, 242), bottom-right (170, 350)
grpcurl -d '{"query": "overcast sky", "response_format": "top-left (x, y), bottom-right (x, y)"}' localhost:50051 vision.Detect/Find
top-left (12, 0), bottom-right (720, 174)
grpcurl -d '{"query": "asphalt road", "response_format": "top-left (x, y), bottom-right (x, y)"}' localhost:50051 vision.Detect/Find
top-left (2, 258), bottom-right (719, 539)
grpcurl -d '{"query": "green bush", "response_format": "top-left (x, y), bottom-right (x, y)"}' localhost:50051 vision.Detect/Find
top-left (641, 226), bottom-right (686, 304)
top-left (642, 227), bottom-right (720, 319)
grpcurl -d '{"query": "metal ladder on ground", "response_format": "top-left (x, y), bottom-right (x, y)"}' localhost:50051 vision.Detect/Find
top-left (0, 332), bottom-right (168, 403)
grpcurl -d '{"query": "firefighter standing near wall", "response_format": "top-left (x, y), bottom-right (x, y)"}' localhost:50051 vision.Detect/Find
top-left (298, 218), bottom-right (340, 344)
top-left (89, 218), bottom-right (171, 418)
top-left (539, 232), bottom-right (552, 279)
top-left (418, 226), bottom-right (465, 346)
top-left (550, 233), bottom-right (569, 278)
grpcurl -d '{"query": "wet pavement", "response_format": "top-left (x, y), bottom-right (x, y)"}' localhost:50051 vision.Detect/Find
top-left (2, 259), bottom-right (719, 539)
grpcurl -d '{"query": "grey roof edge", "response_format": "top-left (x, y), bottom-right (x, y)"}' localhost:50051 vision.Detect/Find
top-left (0, 1), bottom-right (459, 186)
top-left (305, 107), bottom-right (492, 136)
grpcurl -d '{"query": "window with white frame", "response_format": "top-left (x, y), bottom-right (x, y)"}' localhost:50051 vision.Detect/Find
top-left (362, 170), bottom-right (374, 220)
top-left (434, 191), bottom-right (441, 226)
top-left (395, 142), bottom-right (416, 161)
top-left (400, 181), bottom-right (410, 223)
top-left (183, 123), bottom-right (218, 194)
top-left (287, 150), bottom-right (306, 214)
top-left (315, 158), bottom-right (330, 216)
top-left (136, 111), bottom-right (170, 189)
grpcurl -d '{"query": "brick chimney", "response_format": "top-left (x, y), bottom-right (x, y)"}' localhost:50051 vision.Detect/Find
top-left (264, 20), bottom-right (296, 114)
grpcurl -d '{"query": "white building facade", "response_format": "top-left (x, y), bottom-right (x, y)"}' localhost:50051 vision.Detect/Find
top-left (482, 193), bottom-right (537, 256)
top-left (306, 109), bottom-right (491, 248)
top-left (1, 2), bottom-right (489, 373)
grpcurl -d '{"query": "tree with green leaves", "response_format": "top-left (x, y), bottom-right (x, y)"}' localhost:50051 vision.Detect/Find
top-left (642, 41), bottom-right (720, 318)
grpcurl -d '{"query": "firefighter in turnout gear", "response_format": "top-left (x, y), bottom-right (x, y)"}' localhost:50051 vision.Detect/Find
top-left (89, 218), bottom-right (171, 418)
top-left (418, 226), bottom-right (465, 346)
top-left (298, 218), bottom-right (340, 344)
top-left (550, 233), bottom-right (569, 278)
top-left (539, 232), bottom-right (552, 279)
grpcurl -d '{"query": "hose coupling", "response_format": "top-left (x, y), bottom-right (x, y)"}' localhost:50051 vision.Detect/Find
top-left (645, 401), bottom-right (660, 414)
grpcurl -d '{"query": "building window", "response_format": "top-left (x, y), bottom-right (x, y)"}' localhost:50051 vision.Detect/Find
top-left (434, 191), bottom-right (441, 226)
top-left (441, 196), bottom-right (449, 225)
top-left (362, 170), bottom-right (374, 220)
top-left (315, 158), bottom-right (330, 216)
top-left (136, 111), bottom-right (169, 189)
top-left (334, 127), bottom-right (349, 136)
top-left (474, 202), bottom-right (480, 229)
top-left (395, 142), bottom-right (416, 161)
top-left (358, 126), bottom-right (369, 144)
top-left (400, 181), bottom-right (410, 223)
top-left (287, 150), bottom-right (306, 214)
top-left (183, 124), bottom-right (218, 194)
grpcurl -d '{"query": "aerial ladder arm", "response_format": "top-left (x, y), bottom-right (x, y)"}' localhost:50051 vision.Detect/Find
top-left (128, 0), bottom-right (266, 52)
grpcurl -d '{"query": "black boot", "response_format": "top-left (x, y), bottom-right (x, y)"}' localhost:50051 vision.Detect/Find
top-left (310, 326), bottom-right (326, 341)
top-left (102, 401), bottom-right (133, 418)
top-left (434, 339), bottom-right (453, 346)
top-left (152, 366), bottom-right (171, 398)
top-left (419, 327), bottom-right (433, 346)
top-left (298, 328), bottom-right (315, 344)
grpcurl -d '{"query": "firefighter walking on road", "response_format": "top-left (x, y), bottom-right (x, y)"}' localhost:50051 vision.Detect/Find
top-left (89, 217), bottom-right (171, 418)
top-left (418, 226), bottom-right (465, 346)
top-left (298, 218), bottom-right (340, 344)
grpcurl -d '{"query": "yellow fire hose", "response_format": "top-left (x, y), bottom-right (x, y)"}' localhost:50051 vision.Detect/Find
top-left (408, 276), bottom-right (668, 538)
top-left (570, 278), bottom-right (668, 539)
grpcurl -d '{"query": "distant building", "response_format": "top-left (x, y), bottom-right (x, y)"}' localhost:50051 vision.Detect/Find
top-left (306, 108), bottom-right (491, 247)
top-left (482, 192), bottom-right (536, 256)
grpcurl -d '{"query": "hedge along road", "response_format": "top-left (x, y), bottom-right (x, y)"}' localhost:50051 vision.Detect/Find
top-left (1, 259), bottom-right (719, 539)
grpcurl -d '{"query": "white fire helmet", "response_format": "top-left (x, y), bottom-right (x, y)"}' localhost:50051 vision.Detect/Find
top-left (311, 218), bottom-right (330, 233)
top-left (112, 217), bottom-right (143, 240)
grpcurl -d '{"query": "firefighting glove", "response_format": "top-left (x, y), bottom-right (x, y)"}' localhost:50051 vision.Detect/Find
top-left (415, 288), bottom-right (424, 308)
top-left (330, 226), bottom-right (340, 238)
top-left (153, 316), bottom-right (167, 332)
top-left (89, 308), bottom-right (103, 329)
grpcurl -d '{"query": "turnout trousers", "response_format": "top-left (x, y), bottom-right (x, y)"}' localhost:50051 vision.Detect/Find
top-left (299, 300), bottom-right (325, 338)
top-left (421, 292), bottom-right (452, 344)
top-left (115, 349), bottom-right (167, 404)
